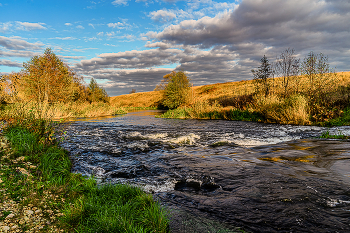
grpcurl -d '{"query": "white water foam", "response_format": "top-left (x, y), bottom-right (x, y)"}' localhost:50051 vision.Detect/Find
top-left (125, 131), bottom-right (201, 145)
top-left (168, 133), bottom-right (200, 145)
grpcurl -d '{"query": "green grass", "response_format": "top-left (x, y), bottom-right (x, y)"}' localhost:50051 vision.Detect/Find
top-left (321, 107), bottom-right (350, 126)
top-left (320, 131), bottom-right (350, 139)
top-left (223, 109), bottom-right (265, 122)
top-left (0, 118), bottom-right (169, 232)
top-left (65, 184), bottom-right (168, 233)
top-left (157, 107), bottom-right (264, 122)
top-left (156, 108), bottom-right (189, 119)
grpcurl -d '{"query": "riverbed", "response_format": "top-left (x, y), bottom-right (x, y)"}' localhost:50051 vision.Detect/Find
top-left (60, 110), bottom-right (350, 232)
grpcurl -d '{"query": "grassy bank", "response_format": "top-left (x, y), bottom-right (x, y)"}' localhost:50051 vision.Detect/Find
top-left (111, 91), bottom-right (163, 108)
top-left (113, 72), bottom-right (350, 126)
top-left (0, 102), bottom-right (127, 121)
top-left (320, 131), bottom-right (350, 139)
top-left (0, 116), bottom-right (168, 232)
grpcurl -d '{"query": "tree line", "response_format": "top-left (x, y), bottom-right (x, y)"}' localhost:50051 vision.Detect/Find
top-left (251, 48), bottom-right (344, 122)
top-left (0, 48), bottom-right (109, 105)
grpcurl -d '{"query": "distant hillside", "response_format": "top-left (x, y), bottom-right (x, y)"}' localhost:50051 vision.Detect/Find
top-left (110, 72), bottom-right (350, 110)
top-left (110, 78), bottom-right (256, 108)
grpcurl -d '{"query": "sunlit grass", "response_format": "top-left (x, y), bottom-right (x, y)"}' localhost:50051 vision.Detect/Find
top-left (111, 90), bottom-right (163, 108)
top-left (64, 184), bottom-right (168, 233)
top-left (116, 71), bottom-right (350, 125)
top-left (0, 102), bottom-right (127, 121)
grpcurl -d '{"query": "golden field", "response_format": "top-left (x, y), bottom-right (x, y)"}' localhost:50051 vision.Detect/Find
top-left (110, 72), bottom-right (350, 125)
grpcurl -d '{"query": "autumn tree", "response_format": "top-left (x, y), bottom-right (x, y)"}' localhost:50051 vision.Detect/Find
top-left (0, 72), bottom-right (25, 103)
top-left (21, 48), bottom-right (82, 103)
top-left (88, 78), bottom-right (109, 103)
top-left (154, 71), bottom-right (176, 91)
top-left (162, 71), bottom-right (191, 109)
top-left (0, 75), bottom-right (5, 104)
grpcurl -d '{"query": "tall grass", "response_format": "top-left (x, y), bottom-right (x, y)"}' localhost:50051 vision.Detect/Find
top-left (0, 101), bottom-right (127, 121)
top-left (157, 99), bottom-right (264, 122)
top-left (253, 94), bottom-right (310, 125)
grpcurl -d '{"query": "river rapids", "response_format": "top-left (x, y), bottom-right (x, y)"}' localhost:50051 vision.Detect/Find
top-left (60, 110), bottom-right (350, 233)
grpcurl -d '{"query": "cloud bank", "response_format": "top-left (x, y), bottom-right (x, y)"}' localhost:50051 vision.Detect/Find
top-left (73, 0), bottom-right (350, 96)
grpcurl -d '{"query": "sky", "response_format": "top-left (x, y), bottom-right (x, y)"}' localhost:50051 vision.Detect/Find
top-left (1, 0), bottom-right (350, 96)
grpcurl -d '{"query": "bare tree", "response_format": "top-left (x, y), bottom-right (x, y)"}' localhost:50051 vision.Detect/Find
top-left (275, 48), bottom-right (300, 97)
top-left (301, 52), bottom-right (332, 93)
top-left (252, 55), bottom-right (273, 96)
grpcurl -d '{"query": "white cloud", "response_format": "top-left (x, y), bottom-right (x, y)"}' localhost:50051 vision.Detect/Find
top-left (0, 49), bottom-right (40, 58)
top-left (51, 37), bottom-right (77, 40)
top-left (108, 22), bottom-right (124, 28)
top-left (0, 36), bottom-right (43, 50)
top-left (145, 41), bottom-right (173, 49)
top-left (0, 59), bottom-right (22, 68)
top-left (76, 25), bottom-right (85, 29)
top-left (118, 34), bottom-right (136, 40)
top-left (65, 23), bottom-right (72, 26)
top-left (16, 22), bottom-right (47, 31)
top-left (112, 0), bottom-right (128, 6)
top-left (149, 9), bottom-right (177, 23)
top-left (106, 31), bottom-right (117, 37)
top-left (59, 55), bottom-right (85, 60)
top-left (0, 22), bottom-right (12, 33)
top-left (89, 23), bottom-right (95, 29)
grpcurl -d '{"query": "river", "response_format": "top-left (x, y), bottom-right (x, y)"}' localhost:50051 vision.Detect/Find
top-left (60, 110), bottom-right (350, 233)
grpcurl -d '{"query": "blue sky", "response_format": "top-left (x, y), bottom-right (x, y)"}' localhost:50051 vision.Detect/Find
top-left (1, 0), bottom-right (350, 96)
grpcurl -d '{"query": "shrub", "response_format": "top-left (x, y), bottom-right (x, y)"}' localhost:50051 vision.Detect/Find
top-left (21, 48), bottom-right (83, 103)
top-left (87, 78), bottom-right (109, 103)
top-left (254, 94), bottom-right (310, 125)
top-left (162, 71), bottom-right (192, 109)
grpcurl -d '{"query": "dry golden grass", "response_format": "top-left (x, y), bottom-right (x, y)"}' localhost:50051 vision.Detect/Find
top-left (253, 94), bottom-right (310, 125)
top-left (0, 102), bottom-right (126, 121)
top-left (110, 79), bottom-right (256, 108)
top-left (110, 72), bottom-right (350, 108)
top-left (110, 72), bottom-right (350, 125)
top-left (110, 91), bottom-right (163, 107)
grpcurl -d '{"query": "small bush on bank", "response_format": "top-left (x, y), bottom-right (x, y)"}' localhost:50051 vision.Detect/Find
top-left (162, 71), bottom-right (192, 109)
top-left (253, 94), bottom-right (310, 125)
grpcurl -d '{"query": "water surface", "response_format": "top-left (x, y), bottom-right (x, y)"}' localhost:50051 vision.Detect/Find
top-left (60, 110), bottom-right (350, 232)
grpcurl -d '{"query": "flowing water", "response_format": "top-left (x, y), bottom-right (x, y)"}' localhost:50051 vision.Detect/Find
top-left (60, 110), bottom-right (350, 233)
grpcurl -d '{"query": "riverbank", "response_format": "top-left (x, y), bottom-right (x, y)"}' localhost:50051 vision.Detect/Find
top-left (111, 72), bottom-right (350, 126)
top-left (0, 117), bottom-right (168, 232)
top-left (59, 109), bottom-right (350, 232)
top-left (0, 102), bottom-right (128, 121)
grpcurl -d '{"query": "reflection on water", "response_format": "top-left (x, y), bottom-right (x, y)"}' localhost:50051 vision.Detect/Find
top-left (60, 110), bottom-right (350, 233)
